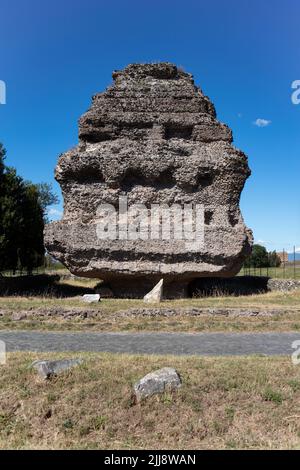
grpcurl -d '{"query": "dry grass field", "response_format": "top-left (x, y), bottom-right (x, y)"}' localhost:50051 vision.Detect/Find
top-left (1, 276), bottom-right (300, 450)
top-left (1, 353), bottom-right (300, 449)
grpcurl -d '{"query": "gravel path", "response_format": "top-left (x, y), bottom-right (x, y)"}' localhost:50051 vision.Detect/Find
top-left (0, 331), bottom-right (299, 356)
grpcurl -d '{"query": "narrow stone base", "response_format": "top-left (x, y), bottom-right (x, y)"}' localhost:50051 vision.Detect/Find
top-left (96, 277), bottom-right (189, 299)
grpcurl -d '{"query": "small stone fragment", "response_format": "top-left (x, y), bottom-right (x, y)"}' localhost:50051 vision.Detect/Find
top-left (31, 358), bottom-right (83, 380)
top-left (143, 279), bottom-right (163, 303)
top-left (11, 312), bottom-right (27, 321)
top-left (133, 367), bottom-right (181, 402)
top-left (82, 294), bottom-right (100, 303)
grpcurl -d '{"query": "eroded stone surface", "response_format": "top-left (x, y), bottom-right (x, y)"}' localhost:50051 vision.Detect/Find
top-left (45, 63), bottom-right (253, 297)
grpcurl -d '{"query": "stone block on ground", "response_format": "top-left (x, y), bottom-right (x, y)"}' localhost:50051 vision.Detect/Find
top-left (31, 358), bottom-right (83, 379)
top-left (11, 312), bottom-right (27, 321)
top-left (82, 294), bottom-right (100, 303)
top-left (143, 279), bottom-right (163, 303)
top-left (133, 367), bottom-right (181, 402)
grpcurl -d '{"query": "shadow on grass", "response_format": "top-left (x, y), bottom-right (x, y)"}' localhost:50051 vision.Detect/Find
top-left (0, 274), bottom-right (96, 298)
top-left (189, 276), bottom-right (270, 297)
top-left (1, 274), bottom-right (275, 299)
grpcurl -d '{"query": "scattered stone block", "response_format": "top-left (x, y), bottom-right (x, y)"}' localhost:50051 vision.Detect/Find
top-left (144, 279), bottom-right (163, 303)
top-left (133, 367), bottom-right (181, 402)
top-left (11, 312), bottom-right (27, 321)
top-left (82, 294), bottom-right (100, 303)
top-left (31, 358), bottom-right (83, 380)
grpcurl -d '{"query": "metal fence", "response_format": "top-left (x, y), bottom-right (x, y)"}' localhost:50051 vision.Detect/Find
top-left (2, 248), bottom-right (300, 279)
top-left (240, 246), bottom-right (300, 279)
top-left (240, 264), bottom-right (300, 279)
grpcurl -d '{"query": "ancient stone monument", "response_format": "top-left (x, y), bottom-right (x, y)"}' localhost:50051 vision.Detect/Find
top-left (45, 63), bottom-right (253, 298)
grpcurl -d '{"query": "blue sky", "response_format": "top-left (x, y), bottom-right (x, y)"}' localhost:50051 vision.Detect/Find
top-left (0, 0), bottom-right (299, 252)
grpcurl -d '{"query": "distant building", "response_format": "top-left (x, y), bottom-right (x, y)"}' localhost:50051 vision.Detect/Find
top-left (277, 251), bottom-right (288, 265)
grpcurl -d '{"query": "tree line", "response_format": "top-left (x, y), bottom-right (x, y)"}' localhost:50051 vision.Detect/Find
top-left (244, 244), bottom-right (281, 269)
top-left (0, 143), bottom-right (58, 274)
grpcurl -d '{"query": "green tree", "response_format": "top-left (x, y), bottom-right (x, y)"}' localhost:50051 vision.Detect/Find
top-left (33, 182), bottom-right (59, 222)
top-left (18, 183), bottom-right (45, 274)
top-left (0, 143), bottom-right (5, 175)
top-left (244, 244), bottom-right (269, 268)
top-left (0, 143), bottom-right (58, 274)
top-left (0, 165), bottom-right (25, 272)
